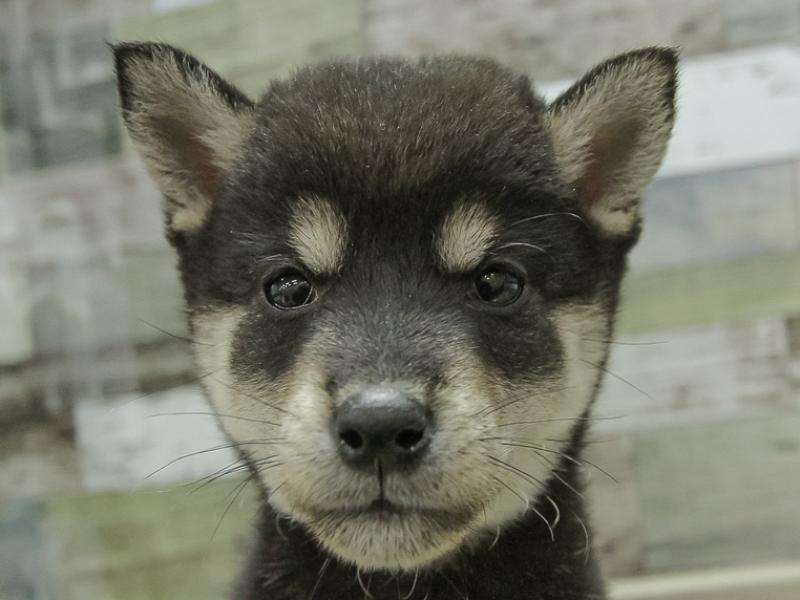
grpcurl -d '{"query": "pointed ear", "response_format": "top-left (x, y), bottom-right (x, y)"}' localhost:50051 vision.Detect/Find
top-left (545, 48), bottom-right (678, 237)
top-left (113, 42), bottom-right (255, 235)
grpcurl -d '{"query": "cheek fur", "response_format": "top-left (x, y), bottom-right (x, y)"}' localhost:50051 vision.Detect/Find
top-left (473, 299), bottom-right (563, 381)
top-left (479, 301), bottom-right (611, 528)
top-left (191, 306), bottom-right (297, 483)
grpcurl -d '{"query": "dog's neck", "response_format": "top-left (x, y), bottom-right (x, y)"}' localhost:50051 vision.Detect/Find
top-left (234, 429), bottom-right (605, 600)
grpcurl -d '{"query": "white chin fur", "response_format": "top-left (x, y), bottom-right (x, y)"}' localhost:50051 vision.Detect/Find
top-left (305, 511), bottom-right (477, 571)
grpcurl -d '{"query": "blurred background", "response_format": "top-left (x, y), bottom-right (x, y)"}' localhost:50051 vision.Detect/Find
top-left (0, 1), bottom-right (799, 599)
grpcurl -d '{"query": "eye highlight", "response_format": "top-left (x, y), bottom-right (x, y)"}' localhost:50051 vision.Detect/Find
top-left (475, 268), bottom-right (523, 306)
top-left (264, 270), bottom-right (316, 310)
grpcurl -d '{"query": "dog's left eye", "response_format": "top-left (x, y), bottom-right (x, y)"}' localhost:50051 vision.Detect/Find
top-left (265, 270), bottom-right (316, 309)
top-left (475, 268), bottom-right (523, 306)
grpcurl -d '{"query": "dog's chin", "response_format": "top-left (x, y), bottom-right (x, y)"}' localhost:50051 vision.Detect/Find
top-left (296, 500), bottom-right (477, 571)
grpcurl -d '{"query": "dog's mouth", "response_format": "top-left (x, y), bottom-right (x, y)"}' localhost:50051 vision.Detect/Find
top-left (302, 497), bottom-right (475, 529)
top-left (366, 498), bottom-right (406, 514)
top-left (293, 495), bottom-right (479, 570)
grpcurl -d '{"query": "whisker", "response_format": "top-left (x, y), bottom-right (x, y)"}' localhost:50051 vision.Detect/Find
top-left (146, 411), bottom-right (281, 427)
top-left (550, 467), bottom-right (583, 499)
top-left (255, 460), bottom-right (285, 474)
top-left (145, 443), bottom-right (243, 479)
top-left (274, 512), bottom-right (289, 540)
top-left (554, 452), bottom-right (618, 484)
top-left (188, 463), bottom-right (254, 495)
top-left (492, 242), bottom-right (550, 258)
top-left (211, 475), bottom-right (254, 540)
top-left (493, 439), bottom-right (618, 483)
top-left (253, 253), bottom-right (292, 267)
top-left (309, 557), bottom-right (332, 600)
top-left (268, 479), bottom-right (287, 502)
top-left (507, 211), bottom-right (586, 229)
top-left (207, 456), bottom-right (284, 542)
top-left (184, 459), bottom-right (248, 494)
top-left (489, 469), bottom-right (553, 542)
top-left (572, 509), bottom-right (591, 565)
top-left (488, 526), bottom-right (501, 551)
top-left (145, 439), bottom-right (287, 479)
top-left (472, 381), bottom-right (610, 421)
top-left (400, 568), bottom-right (419, 600)
top-left (438, 570), bottom-right (468, 600)
top-left (233, 231), bottom-right (287, 250)
top-left (544, 435), bottom-right (618, 446)
top-left (515, 446), bottom-right (583, 499)
top-left (117, 368), bottom-right (221, 408)
top-left (475, 397), bottom-right (525, 418)
top-left (581, 337), bottom-right (668, 346)
top-left (492, 414), bottom-right (625, 429)
top-left (580, 358), bottom-right (654, 401)
top-left (356, 567), bottom-right (374, 599)
top-left (488, 455), bottom-right (545, 486)
top-left (207, 374), bottom-right (306, 420)
top-left (192, 454), bottom-right (284, 496)
top-left (491, 475), bottom-right (529, 511)
top-left (545, 495), bottom-right (561, 530)
top-left (136, 317), bottom-right (214, 347)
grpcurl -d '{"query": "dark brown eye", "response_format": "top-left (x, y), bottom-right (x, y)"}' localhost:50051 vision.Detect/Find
top-left (265, 270), bottom-right (315, 309)
top-left (476, 269), bottom-right (523, 306)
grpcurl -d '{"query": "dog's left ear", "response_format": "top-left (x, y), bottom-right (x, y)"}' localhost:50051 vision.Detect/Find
top-left (545, 48), bottom-right (678, 237)
top-left (113, 42), bottom-right (255, 235)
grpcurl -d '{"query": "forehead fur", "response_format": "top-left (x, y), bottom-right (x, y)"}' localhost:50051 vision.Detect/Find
top-left (436, 201), bottom-right (498, 273)
top-left (246, 57), bottom-right (563, 200)
top-left (288, 195), bottom-right (348, 275)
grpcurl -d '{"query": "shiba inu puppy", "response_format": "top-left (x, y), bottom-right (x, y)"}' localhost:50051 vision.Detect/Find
top-left (114, 42), bottom-right (677, 599)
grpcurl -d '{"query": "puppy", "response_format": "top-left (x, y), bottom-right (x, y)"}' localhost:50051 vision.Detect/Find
top-left (114, 43), bottom-right (676, 599)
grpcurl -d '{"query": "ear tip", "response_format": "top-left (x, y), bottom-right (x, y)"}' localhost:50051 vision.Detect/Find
top-left (623, 47), bottom-right (680, 91)
top-left (112, 42), bottom-right (148, 111)
top-left (549, 47), bottom-right (679, 115)
top-left (111, 41), bottom-right (196, 111)
top-left (634, 46), bottom-right (679, 62)
top-left (635, 46), bottom-right (679, 97)
top-left (113, 41), bottom-right (154, 66)
top-left (606, 47), bottom-right (679, 77)
top-left (597, 46), bottom-right (680, 105)
top-left (636, 46), bottom-right (679, 75)
top-left (111, 41), bottom-right (184, 73)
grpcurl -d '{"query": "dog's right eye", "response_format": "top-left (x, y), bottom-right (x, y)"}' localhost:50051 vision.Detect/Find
top-left (475, 268), bottom-right (523, 306)
top-left (264, 270), bottom-right (316, 309)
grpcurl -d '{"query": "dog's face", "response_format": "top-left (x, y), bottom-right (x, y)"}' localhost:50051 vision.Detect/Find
top-left (115, 45), bottom-right (676, 571)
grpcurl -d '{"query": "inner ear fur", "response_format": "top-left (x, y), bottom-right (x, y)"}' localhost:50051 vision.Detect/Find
top-left (113, 42), bottom-right (255, 235)
top-left (545, 47), bottom-right (678, 237)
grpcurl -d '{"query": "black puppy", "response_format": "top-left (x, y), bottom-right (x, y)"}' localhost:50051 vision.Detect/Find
top-left (114, 43), bottom-right (676, 599)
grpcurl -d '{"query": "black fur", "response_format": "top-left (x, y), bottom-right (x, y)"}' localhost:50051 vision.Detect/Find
top-left (113, 43), bottom-right (677, 600)
top-left (181, 56), bottom-right (632, 385)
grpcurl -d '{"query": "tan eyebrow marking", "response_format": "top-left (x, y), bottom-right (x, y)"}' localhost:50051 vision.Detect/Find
top-left (436, 202), bottom-right (499, 273)
top-left (288, 195), bottom-right (348, 275)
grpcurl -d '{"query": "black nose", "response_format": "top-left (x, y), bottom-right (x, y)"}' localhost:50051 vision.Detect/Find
top-left (335, 387), bottom-right (432, 471)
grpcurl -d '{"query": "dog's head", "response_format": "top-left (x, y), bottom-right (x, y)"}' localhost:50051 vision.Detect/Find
top-left (114, 44), bottom-right (676, 571)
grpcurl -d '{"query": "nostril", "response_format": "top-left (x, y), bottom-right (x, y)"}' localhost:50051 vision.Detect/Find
top-left (335, 387), bottom-right (433, 469)
top-left (394, 427), bottom-right (425, 450)
top-left (339, 428), bottom-right (364, 451)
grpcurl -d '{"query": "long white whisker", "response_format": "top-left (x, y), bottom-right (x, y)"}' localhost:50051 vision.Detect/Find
top-left (400, 569), bottom-right (420, 600)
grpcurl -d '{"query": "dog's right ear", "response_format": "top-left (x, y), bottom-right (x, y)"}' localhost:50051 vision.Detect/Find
top-left (113, 42), bottom-right (255, 235)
